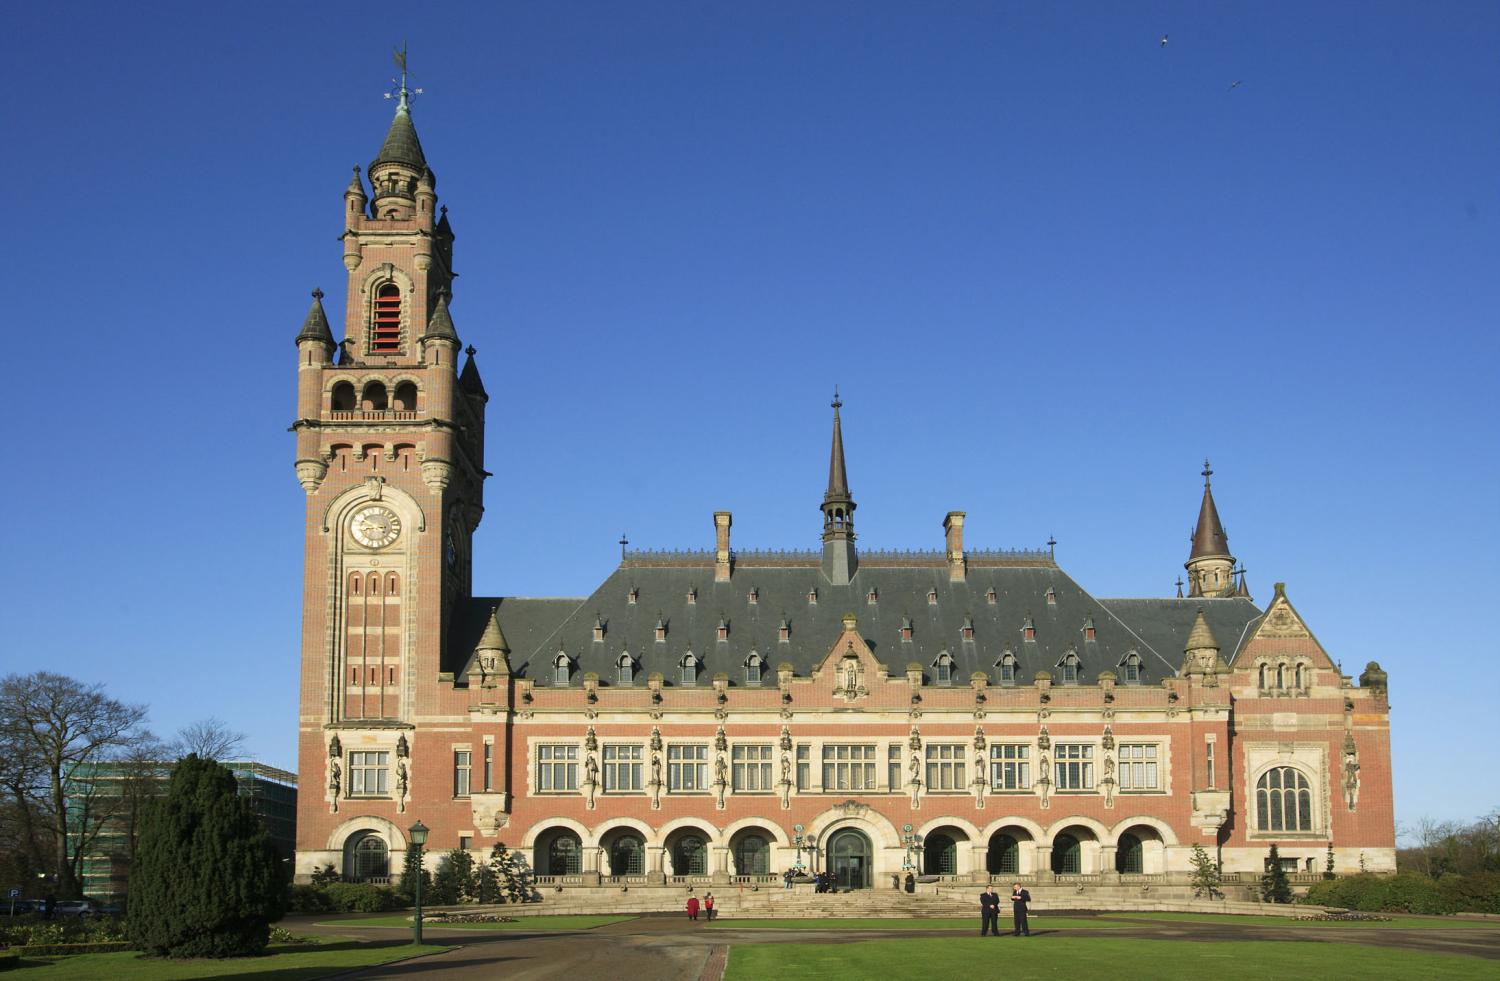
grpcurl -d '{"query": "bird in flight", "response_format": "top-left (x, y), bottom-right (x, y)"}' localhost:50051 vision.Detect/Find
top-left (1160, 34), bottom-right (1169, 47)
top-left (1228, 80), bottom-right (1243, 91)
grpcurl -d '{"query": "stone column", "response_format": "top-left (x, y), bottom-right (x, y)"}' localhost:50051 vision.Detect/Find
top-left (969, 844), bottom-right (990, 883)
top-left (647, 845), bottom-right (666, 885)
top-left (1098, 845), bottom-right (1118, 876)
top-left (583, 845), bottom-right (602, 886)
top-left (712, 845), bottom-right (732, 884)
top-left (1034, 844), bottom-right (1052, 877)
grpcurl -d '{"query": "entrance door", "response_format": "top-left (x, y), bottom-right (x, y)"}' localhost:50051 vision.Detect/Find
top-left (828, 829), bottom-right (872, 890)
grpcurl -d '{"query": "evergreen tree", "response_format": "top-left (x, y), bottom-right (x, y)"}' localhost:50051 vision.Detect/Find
top-left (1324, 844), bottom-right (1336, 880)
top-left (310, 863), bottom-right (340, 887)
top-left (475, 861), bottom-right (500, 904)
top-left (397, 846), bottom-right (430, 905)
top-left (1260, 845), bottom-right (1293, 904)
top-left (430, 849), bottom-right (476, 905)
top-left (1189, 843), bottom-right (1222, 899)
top-left (127, 754), bottom-right (287, 957)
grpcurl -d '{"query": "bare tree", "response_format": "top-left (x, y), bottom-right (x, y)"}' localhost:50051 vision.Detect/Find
top-left (0, 672), bottom-right (149, 898)
top-left (172, 717), bottom-right (247, 762)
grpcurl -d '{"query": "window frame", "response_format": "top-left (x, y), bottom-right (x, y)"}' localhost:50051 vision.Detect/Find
top-left (347, 750), bottom-right (390, 797)
top-left (536, 743), bottom-right (579, 793)
top-left (730, 744), bottom-right (774, 793)
top-left (602, 743), bottom-right (644, 793)
top-left (820, 744), bottom-right (877, 792)
top-left (1053, 742), bottom-right (1095, 791)
top-left (667, 744), bottom-right (709, 793)
top-left (924, 743), bottom-right (967, 792)
top-left (1117, 743), bottom-right (1160, 792)
top-left (453, 749), bottom-right (472, 798)
top-left (989, 743), bottom-right (1031, 791)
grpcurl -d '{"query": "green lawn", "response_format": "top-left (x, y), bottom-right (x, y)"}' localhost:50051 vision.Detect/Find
top-left (709, 917), bottom-right (1123, 931)
top-left (12, 939), bottom-right (447, 980)
top-left (1110, 911), bottom-right (1500, 929)
top-left (725, 937), bottom-right (1498, 980)
top-left (325, 913), bottom-right (636, 931)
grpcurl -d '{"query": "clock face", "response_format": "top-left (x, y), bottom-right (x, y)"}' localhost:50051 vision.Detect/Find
top-left (351, 506), bottom-right (402, 549)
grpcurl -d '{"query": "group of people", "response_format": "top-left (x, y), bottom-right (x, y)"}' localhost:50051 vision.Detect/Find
top-left (684, 892), bottom-right (716, 921)
top-left (780, 869), bottom-right (840, 892)
top-left (979, 883), bottom-right (1032, 936)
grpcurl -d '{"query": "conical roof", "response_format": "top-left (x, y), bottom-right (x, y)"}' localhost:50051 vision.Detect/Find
top-left (371, 102), bottom-right (428, 174)
top-left (825, 391), bottom-right (850, 503)
top-left (1185, 608), bottom-right (1219, 651)
top-left (459, 345), bottom-right (488, 399)
top-left (1189, 460), bottom-right (1231, 560)
top-left (476, 607), bottom-right (509, 652)
top-left (424, 291), bottom-right (458, 342)
top-left (295, 289), bottom-right (335, 347)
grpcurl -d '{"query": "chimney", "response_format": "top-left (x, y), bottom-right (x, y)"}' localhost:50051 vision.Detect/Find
top-left (714, 511), bottom-right (732, 581)
top-left (944, 511), bottom-right (966, 582)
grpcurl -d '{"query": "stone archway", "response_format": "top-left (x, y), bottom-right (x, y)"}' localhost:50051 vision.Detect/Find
top-left (826, 827), bottom-right (873, 890)
top-left (986, 827), bottom-right (1032, 876)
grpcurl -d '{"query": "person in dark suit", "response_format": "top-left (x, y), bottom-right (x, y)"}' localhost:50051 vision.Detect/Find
top-left (979, 885), bottom-right (1001, 936)
top-left (1010, 882), bottom-right (1031, 936)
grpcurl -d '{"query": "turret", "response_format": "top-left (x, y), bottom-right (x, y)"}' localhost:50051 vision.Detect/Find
top-left (820, 390), bottom-right (857, 585)
top-left (367, 81), bottom-right (430, 222)
top-left (1185, 460), bottom-right (1237, 598)
top-left (1181, 608), bottom-right (1228, 677)
top-left (294, 289), bottom-right (335, 492)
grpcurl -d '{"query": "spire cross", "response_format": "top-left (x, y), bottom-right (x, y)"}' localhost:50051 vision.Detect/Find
top-left (385, 43), bottom-right (424, 110)
top-left (1202, 458), bottom-right (1213, 484)
top-left (831, 385), bottom-right (842, 410)
top-left (1047, 535), bottom-right (1057, 558)
top-left (311, 288), bottom-right (324, 301)
top-left (619, 534), bottom-right (629, 560)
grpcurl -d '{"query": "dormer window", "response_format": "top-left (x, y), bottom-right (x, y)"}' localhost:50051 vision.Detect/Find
top-left (1045, 587), bottom-right (1057, 606)
top-left (716, 619), bottom-right (729, 642)
top-left (986, 587), bottom-right (997, 605)
top-left (748, 587), bottom-right (758, 605)
top-left (927, 589), bottom-right (938, 605)
top-left (778, 619), bottom-right (790, 643)
top-left (900, 616), bottom-right (913, 642)
top-left (1023, 615), bottom-right (1036, 642)
top-left (961, 616), bottom-right (974, 641)
top-left (593, 616), bottom-right (605, 643)
top-left (687, 587), bottom-right (697, 605)
top-left (807, 588), bottom-right (818, 605)
top-left (628, 587), bottom-right (638, 605)
top-left (1120, 652), bottom-right (1142, 684)
top-left (745, 651), bottom-right (764, 686)
top-left (1083, 616), bottom-right (1096, 642)
top-left (867, 587), bottom-right (878, 604)
top-left (1058, 652), bottom-right (1080, 685)
top-left (998, 651), bottom-right (1018, 685)
top-left (553, 652), bottom-right (571, 686)
top-left (371, 283), bottom-right (402, 353)
top-left (680, 653), bottom-right (698, 686)
top-left (617, 652), bottom-right (634, 686)
top-left (654, 617), bottom-right (666, 643)
top-left (934, 652), bottom-right (954, 685)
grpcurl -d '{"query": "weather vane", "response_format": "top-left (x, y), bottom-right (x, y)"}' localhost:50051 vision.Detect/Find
top-left (385, 43), bottom-right (424, 108)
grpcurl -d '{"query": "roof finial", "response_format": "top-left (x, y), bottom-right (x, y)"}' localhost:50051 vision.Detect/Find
top-left (311, 288), bottom-right (324, 301)
top-left (465, 344), bottom-right (477, 357)
top-left (1202, 458), bottom-right (1213, 485)
top-left (831, 385), bottom-right (842, 411)
top-left (1174, 576), bottom-right (1184, 598)
top-left (619, 533), bottom-right (629, 561)
top-left (1047, 535), bottom-right (1057, 558)
top-left (385, 43), bottom-right (423, 111)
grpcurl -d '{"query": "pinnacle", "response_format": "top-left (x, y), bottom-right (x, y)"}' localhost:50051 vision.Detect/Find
top-left (295, 288), bottom-right (335, 348)
top-left (424, 290), bottom-right (458, 342)
top-left (1185, 608), bottom-right (1219, 652)
top-left (476, 607), bottom-right (509, 653)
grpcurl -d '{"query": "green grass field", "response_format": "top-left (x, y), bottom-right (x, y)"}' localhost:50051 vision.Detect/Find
top-left (326, 913), bottom-right (636, 931)
top-left (12, 939), bottom-right (445, 980)
top-left (1111, 911), bottom-right (1500, 929)
top-left (725, 936), bottom-right (1499, 980)
top-left (708, 917), bottom-right (1123, 930)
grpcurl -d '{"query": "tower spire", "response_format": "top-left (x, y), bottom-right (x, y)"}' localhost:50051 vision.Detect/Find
top-left (1185, 459), bottom-right (1237, 598)
top-left (819, 389), bottom-right (857, 585)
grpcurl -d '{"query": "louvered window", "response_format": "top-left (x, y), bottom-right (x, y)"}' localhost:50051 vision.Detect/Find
top-left (372, 284), bottom-right (402, 352)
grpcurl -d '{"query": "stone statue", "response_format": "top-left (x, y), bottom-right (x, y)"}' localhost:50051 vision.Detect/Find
top-left (909, 728), bottom-right (922, 751)
top-left (328, 760), bottom-right (341, 796)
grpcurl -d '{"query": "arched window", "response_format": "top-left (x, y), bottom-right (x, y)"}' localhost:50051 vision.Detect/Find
top-left (673, 834), bottom-right (707, 875)
top-left (372, 283), bottom-right (402, 353)
top-left (1294, 664), bottom-right (1304, 689)
top-left (934, 652), bottom-right (954, 685)
top-left (331, 381), bottom-right (356, 411)
top-left (987, 834), bottom-right (1020, 875)
top-left (545, 832), bottom-right (582, 875)
top-left (1059, 652), bottom-right (1080, 685)
top-left (609, 834), bottom-right (644, 875)
top-left (553, 654), bottom-right (570, 686)
top-left (1051, 834), bottom-right (1081, 874)
top-left (393, 381), bottom-right (417, 411)
top-left (1259, 664), bottom-right (1268, 689)
top-left (923, 834), bottom-right (958, 875)
top-left (745, 652), bottom-right (763, 686)
top-left (1256, 767), bottom-right (1313, 832)
top-left (617, 653), bottom-right (633, 686)
top-left (361, 381), bottom-right (388, 411)
top-left (344, 832), bottom-right (388, 881)
top-left (1120, 652), bottom-right (1142, 684)
top-left (1276, 664), bottom-right (1286, 689)
top-left (1116, 833), bottom-right (1143, 874)
top-left (998, 652), bottom-right (1018, 685)
top-left (680, 654), bottom-right (697, 687)
top-left (734, 834), bottom-right (770, 875)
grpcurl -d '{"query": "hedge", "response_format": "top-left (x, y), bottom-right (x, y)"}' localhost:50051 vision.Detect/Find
top-left (13, 942), bottom-right (133, 956)
top-left (287, 882), bottom-right (401, 914)
top-left (1304, 872), bottom-right (1500, 914)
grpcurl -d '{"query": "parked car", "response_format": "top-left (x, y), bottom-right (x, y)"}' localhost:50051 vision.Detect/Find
top-left (4, 899), bottom-right (37, 916)
top-left (93, 901), bottom-right (124, 916)
top-left (52, 900), bottom-right (97, 918)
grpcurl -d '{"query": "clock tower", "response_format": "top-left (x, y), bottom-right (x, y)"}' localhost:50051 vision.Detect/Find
top-left (291, 69), bottom-right (487, 820)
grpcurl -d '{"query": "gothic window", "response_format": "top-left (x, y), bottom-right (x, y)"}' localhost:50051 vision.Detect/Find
top-left (745, 652), bottom-right (763, 686)
top-left (617, 653), bottom-right (634, 686)
top-left (680, 653), bottom-right (698, 686)
top-left (1059, 652), bottom-right (1081, 684)
top-left (1118, 744), bottom-right (1159, 790)
top-left (1054, 744), bottom-right (1095, 790)
top-left (667, 745), bottom-right (708, 791)
top-left (989, 744), bottom-right (1031, 790)
top-left (553, 654), bottom-right (571, 686)
top-left (924, 744), bottom-right (966, 791)
top-left (673, 834), bottom-right (707, 874)
top-left (1120, 652), bottom-right (1142, 684)
top-left (998, 652), bottom-right (1018, 685)
top-left (821, 745), bottom-right (877, 791)
top-left (1256, 766), bottom-right (1313, 832)
top-left (610, 834), bottom-right (645, 874)
top-left (371, 283), bottom-right (402, 353)
top-left (331, 381), bottom-right (356, 411)
top-left (453, 750), bottom-right (471, 797)
top-left (934, 652), bottom-right (954, 685)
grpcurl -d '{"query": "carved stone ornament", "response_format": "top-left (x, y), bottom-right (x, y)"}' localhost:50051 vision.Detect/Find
top-left (779, 726), bottom-right (793, 752)
top-left (1037, 726), bottom-right (1050, 751)
top-left (585, 727), bottom-right (598, 752)
top-left (327, 759), bottom-right (341, 813)
top-left (328, 735), bottom-right (342, 759)
top-left (365, 475), bottom-right (385, 500)
top-left (295, 459), bottom-right (329, 494)
top-left (584, 753), bottom-right (599, 809)
top-left (715, 726), bottom-right (728, 752)
top-left (396, 734), bottom-right (410, 758)
top-left (973, 727), bottom-right (986, 752)
top-left (649, 753), bottom-right (663, 809)
top-left (1341, 733), bottom-right (1361, 810)
top-left (1101, 725), bottom-right (1115, 751)
top-left (650, 727), bottom-right (663, 752)
top-left (909, 727), bottom-right (923, 751)
top-left (395, 759), bottom-right (409, 813)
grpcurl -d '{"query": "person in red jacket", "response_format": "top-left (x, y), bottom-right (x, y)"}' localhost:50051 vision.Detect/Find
top-left (686, 895), bottom-right (700, 921)
top-left (704, 893), bottom-right (716, 920)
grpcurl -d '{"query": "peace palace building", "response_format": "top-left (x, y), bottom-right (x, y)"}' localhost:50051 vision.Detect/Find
top-left (290, 84), bottom-right (1396, 894)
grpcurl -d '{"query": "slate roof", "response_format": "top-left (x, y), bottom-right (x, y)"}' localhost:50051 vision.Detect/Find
top-left (1093, 597), bottom-right (1263, 667)
top-left (449, 555), bottom-right (1262, 687)
top-left (371, 103), bottom-right (428, 174)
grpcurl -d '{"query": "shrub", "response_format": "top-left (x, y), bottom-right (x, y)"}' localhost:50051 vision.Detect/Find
top-left (12, 942), bottom-right (132, 956)
top-left (1437, 872), bottom-right (1500, 915)
top-left (321, 882), bottom-right (401, 913)
top-left (430, 850), bottom-right (477, 905)
top-left (1305, 873), bottom-right (1446, 913)
top-left (127, 754), bottom-right (288, 958)
top-left (286, 884), bottom-right (335, 914)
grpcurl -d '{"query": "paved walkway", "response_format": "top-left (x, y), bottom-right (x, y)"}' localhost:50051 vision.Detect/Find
top-left (289, 912), bottom-right (1500, 980)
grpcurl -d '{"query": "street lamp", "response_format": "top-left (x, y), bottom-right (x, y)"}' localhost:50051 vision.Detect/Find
top-left (901, 825), bottom-right (924, 874)
top-left (408, 820), bottom-right (429, 946)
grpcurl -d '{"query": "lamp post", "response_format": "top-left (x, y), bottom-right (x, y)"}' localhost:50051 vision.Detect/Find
top-left (408, 820), bottom-right (429, 946)
top-left (901, 826), bottom-right (924, 874)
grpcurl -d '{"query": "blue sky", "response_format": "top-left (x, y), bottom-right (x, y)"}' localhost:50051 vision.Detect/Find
top-left (5, 2), bottom-right (1496, 832)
